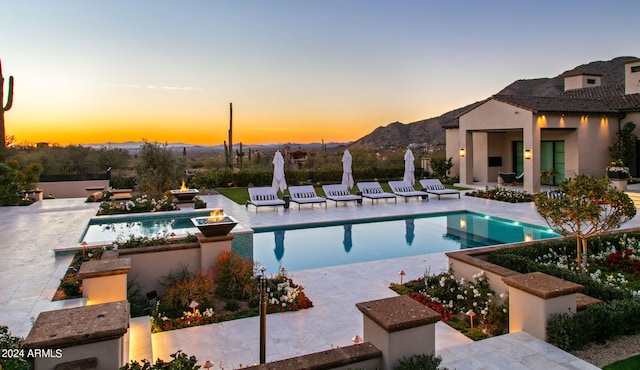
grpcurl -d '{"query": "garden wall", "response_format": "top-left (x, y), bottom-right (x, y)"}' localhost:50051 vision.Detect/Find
top-left (446, 241), bottom-right (544, 297)
top-left (37, 179), bottom-right (109, 198)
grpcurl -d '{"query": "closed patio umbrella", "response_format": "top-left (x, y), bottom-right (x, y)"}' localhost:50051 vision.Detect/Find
top-left (272, 150), bottom-right (287, 193)
top-left (342, 149), bottom-right (354, 189)
top-left (403, 148), bottom-right (415, 186)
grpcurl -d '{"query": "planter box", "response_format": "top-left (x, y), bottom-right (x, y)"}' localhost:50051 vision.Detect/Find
top-left (607, 170), bottom-right (629, 179)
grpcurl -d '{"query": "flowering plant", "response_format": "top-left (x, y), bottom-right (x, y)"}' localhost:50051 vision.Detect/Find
top-left (391, 269), bottom-right (509, 337)
top-left (265, 272), bottom-right (313, 313)
top-left (606, 160), bottom-right (630, 177)
top-left (150, 304), bottom-right (220, 332)
top-left (97, 194), bottom-right (178, 215)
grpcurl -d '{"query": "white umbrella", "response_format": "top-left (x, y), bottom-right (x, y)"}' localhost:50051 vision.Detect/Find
top-left (341, 149), bottom-right (354, 189)
top-left (403, 148), bottom-right (415, 186)
top-left (272, 151), bottom-right (287, 193)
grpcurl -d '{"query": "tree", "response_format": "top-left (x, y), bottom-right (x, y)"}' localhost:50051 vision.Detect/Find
top-left (609, 122), bottom-right (637, 167)
top-left (136, 142), bottom-right (184, 196)
top-left (430, 154), bottom-right (453, 179)
top-left (535, 175), bottom-right (636, 271)
top-left (0, 162), bottom-right (20, 205)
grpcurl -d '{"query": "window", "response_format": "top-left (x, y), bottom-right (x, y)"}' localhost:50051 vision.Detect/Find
top-left (631, 66), bottom-right (640, 73)
top-left (587, 78), bottom-right (596, 84)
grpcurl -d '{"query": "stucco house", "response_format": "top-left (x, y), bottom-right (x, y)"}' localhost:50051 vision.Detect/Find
top-left (445, 58), bottom-right (640, 193)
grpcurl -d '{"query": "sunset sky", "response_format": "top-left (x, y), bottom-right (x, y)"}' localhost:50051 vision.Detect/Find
top-left (1, 1), bottom-right (637, 146)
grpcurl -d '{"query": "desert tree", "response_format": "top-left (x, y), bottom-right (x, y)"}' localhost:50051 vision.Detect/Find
top-left (534, 174), bottom-right (636, 271)
top-left (136, 141), bottom-right (184, 197)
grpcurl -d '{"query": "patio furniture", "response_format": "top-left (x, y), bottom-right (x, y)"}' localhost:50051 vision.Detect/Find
top-left (322, 184), bottom-right (362, 206)
top-left (388, 180), bottom-right (429, 202)
top-left (288, 185), bottom-right (327, 209)
top-left (356, 182), bottom-right (397, 204)
top-left (498, 172), bottom-right (517, 185)
top-left (419, 179), bottom-right (460, 200)
top-left (247, 187), bottom-right (286, 211)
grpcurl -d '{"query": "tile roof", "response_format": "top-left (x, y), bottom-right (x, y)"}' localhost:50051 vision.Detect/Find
top-left (491, 95), bottom-right (618, 114)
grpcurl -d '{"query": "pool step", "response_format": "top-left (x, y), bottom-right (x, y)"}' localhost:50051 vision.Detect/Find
top-left (129, 315), bottom-right (154, 363)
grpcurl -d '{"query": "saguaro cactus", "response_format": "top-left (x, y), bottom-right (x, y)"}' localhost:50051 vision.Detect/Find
top-left (226, 102), bottom-right (233, 168)
top-left (0, 58), bottom-right (14, 149)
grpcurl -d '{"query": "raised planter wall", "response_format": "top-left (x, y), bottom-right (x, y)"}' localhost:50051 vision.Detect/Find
top-left (118, 242), bottom-right (201, 296)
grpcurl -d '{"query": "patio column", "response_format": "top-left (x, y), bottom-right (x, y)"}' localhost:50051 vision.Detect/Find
top-left (523, 123), bottom-right (541, 193)
top-left (459, 130), bottom-right (473, 186)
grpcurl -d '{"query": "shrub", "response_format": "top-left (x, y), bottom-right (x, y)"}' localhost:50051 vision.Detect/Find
top-left (466, 186), bottom-right (534, 202)
top-left (214, 251), bottom-right (256, 300)
top-left (394, 353), bottom-right (448, 370)
top-left (120, 350), bottom-right (199, 370)
top-left (157, 272), bottom-right (215, 318)
top-left (0, 325), bottom-right (30, 370)
top-left (60, 272), bottom-right (81, 297)
top-left (97, 194), bottom-right (177, 215)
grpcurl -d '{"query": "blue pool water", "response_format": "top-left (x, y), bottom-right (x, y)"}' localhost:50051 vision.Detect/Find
top-left (252, 211), bottom-right (559, 273)
top-left (81, 210), bottom-right (211, 244)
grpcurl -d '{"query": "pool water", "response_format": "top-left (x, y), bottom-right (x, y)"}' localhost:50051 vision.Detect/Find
top-left (81, 211), bottom-right (211, 244)
top-left (252, 211), bottom-right (559, 273)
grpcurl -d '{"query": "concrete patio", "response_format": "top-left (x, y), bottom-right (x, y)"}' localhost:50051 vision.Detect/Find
top-left (3, 186), bottom-right (640, 368)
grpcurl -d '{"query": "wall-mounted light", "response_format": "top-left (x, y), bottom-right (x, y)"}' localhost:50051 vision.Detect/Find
top-left (459, 148), bottom-right (465, 157)
top-left (524, 149), bottom-right (532, 160)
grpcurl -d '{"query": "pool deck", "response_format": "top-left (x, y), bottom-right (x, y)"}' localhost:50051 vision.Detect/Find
top-left (4, 187), bottom-right (640, 369)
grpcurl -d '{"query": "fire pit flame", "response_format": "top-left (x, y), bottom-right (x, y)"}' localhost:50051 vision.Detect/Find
top-left (208, 209), bottom-right (225, 223)
top-left (180, 179), bottom-right (189, 192)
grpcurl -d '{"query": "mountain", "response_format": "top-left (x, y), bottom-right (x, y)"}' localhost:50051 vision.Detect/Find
top-left (352, 56), bottom-right (637, 149)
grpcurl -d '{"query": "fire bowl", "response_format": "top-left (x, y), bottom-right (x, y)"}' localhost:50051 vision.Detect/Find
top-left (170, 189), bottom-right (199, 201)
top-left (191, 215), bottom-right (238, 237)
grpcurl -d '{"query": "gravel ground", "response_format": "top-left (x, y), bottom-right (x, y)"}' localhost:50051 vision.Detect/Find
top-left (571, 334), bottom-right (640, 368)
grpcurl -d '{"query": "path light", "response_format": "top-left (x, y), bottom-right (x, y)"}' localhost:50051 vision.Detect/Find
top-left (466, 309), bottom-right (476, 329)
top-left (169, 232), bottom-right (176, 241)
top-left (398, 270), bottom-right (406, 285)
top-left (189, 301), bottom-right (199, 313)
top-left (280, 267), bottom-right (287, 277)
top-left (352, 334), bottom-right (363, 345)
top-left (81, 241), bottom-right (88, 257)
top-left (202, 360), bottom-right (214, 369)
top-left (259, 266), bottom-right (267, 364)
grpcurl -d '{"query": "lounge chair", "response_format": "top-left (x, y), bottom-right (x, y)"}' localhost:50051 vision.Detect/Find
top-left (356, 182), bottom-right (397, 204)
top-left (246, 187), bottom-right (286, 211)
top-left (388, 180), bottom-right (429, 202)
top-left (288, 185), bottom-right (327, 209)
top-left (322, 184), bottom-right (362, 206)
top-left (419, 179), bottom-right (460, 200)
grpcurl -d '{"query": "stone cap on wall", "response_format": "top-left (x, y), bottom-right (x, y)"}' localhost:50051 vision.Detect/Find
top-left (503, 272), bottom-right (583, 299)
top-left (356, 295), bottom-right (441, 333)
top-left (77, 257), bottom-right (130, 279)
top-left (23, 301), bottom-right (129, 349)
top-left (245, 342), bottom-right (381, 369)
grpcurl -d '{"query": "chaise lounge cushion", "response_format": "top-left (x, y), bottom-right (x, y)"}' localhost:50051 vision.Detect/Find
top-left (322, 184), bottom-right (362, 204)
top-left (289, 185), bottom-right (327, 207)
top-left (356, 182), bottom-right (397, 202)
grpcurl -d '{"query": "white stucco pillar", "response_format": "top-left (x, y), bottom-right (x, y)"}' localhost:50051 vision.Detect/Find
top-left (523, 123), bottom-right (541, 193)
top-left (459, 130), bottom-right (473, 186)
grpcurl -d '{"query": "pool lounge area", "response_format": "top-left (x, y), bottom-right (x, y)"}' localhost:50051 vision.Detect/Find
top-left (4, 189), bottom-right (639, 368)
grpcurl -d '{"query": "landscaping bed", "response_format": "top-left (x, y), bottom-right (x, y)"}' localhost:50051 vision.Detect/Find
top-left (465, 186), bottom-right (534, 203)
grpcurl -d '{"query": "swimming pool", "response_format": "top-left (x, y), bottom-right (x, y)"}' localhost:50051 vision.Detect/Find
top-left (81, 210), bottom-right (211, 244)
top-left (252, 211), bottom-right (559, 273)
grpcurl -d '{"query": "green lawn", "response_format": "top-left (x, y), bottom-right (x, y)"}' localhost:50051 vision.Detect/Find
top-left (603, 354), bottom-right (640, 370)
